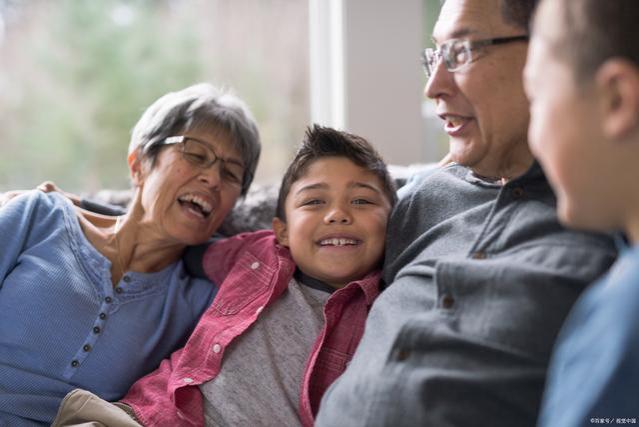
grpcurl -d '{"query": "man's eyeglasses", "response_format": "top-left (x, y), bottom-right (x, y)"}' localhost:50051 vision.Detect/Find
top-left (158, 136), bottom-right (245, 186)
top-left (421, 35), bottom-right (528, 78)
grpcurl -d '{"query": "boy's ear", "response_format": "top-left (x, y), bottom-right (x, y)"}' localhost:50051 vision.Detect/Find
top-left (597, 59), bottom-right (639, 141)
top-left (272, 217), bottom-right (290, 247)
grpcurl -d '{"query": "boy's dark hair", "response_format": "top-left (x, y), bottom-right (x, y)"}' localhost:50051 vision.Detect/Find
top-left (538, 0), bottom-right (639, 83)
top-left (501, 0), bottom-right (539, 31)
top-left (275, 124), bottom-right (397, 221)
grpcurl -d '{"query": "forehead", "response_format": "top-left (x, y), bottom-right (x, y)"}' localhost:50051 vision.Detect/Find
top-left (434, 0), bottom-right (514, 42)
top-left (527, 1), bottom-right (566, 75)
top-left (532, 0), bottom-right (564, 42)
top-left (291, 157), bottom-right (384, 190)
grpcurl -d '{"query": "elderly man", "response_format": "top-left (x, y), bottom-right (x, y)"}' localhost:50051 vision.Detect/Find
top-left (315, 1), bottom-right (617, 426)
top-left (525, 1), bottom-right (639, 425)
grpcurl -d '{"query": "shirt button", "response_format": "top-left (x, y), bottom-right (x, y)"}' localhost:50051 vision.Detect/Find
top-left (99, 313), bottom-right (107, 320)
top-left (71, 360), bottom-right (79, 367)
top-left (83, 344), bottom-right (92, 352)
top-left (115, 287), bottom-right (123, 294)
top-left (212, 343), bottom-right (222, 354)
top-left (123, 275), bottom-right (131, 283)
top-left (93, 326), bottom-right (101, 334)
top-left (472, 251), bottom-right (486, 260)
top-left (512, 187), bottom-right (524, 198)
top-left (255, 306), bottom-right (264, 315)
top-left (250, 262), bottom-right (260, 270)
top-left (105, 296), bottom-right (113, 303)
top-left (441, 294), bottom-right (455, 309)
top-left (182, 377), bottom-right (194, 384)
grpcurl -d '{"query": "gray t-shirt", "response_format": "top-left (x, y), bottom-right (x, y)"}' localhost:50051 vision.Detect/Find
top-left (200, 276), bottom-right (330, 427)
top-left (316, 163), bottom-right (617, 427)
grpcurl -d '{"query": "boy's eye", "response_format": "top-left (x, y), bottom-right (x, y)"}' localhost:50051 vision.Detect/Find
top-left (352, 198), bottom-right (373, 205)
top-left (302, 199), bottom-right (324, 206)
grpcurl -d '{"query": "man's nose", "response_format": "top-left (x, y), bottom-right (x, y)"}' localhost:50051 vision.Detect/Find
top-left (424, 58), bottom-right (455, 100)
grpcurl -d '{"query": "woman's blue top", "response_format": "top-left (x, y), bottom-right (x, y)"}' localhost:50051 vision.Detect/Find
top-left (0, 191), bottom-right (217, 426)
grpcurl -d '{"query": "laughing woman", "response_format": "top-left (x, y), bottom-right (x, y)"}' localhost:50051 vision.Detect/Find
top-left (0, 83), bottom-right (261, 426)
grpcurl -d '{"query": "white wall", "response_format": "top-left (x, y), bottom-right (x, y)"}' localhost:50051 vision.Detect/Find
top-left (310, 0), bottom-right (431, 165)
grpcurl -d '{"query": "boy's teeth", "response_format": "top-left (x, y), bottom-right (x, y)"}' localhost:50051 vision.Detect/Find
top-left (320, 238), bottom-right (358, 246)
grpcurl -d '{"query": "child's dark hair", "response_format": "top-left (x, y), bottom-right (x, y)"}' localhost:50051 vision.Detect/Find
top-left (275, 124), bottom-right (397, 221)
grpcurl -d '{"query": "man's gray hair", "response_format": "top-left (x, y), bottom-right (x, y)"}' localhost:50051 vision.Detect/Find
top-left (129, 83), bottom-right (261, 196)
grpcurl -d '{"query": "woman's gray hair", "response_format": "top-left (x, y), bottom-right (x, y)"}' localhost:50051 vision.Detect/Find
top-left (129, 83), bottom-right (261, 196)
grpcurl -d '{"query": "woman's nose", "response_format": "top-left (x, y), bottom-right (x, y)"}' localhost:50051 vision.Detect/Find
top-left (198, 162), bottom-right (222, 189)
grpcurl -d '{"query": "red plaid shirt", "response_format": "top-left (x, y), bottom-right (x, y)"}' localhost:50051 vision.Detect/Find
top-left (121, 230), bottom-right (381, 427)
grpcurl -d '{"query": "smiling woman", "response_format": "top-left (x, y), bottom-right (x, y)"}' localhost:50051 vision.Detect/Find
top-left (0, 83), bottom-right (261, 426)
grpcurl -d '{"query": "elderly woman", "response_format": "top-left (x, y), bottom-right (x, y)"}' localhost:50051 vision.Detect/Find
top-left (0, 83), bottom-right (261, 426)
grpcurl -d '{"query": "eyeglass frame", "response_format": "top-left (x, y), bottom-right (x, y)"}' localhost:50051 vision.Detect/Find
top-left (150, 135), bottom-right (247, 187)
top-left (421, 35), bottom-right (529, 78)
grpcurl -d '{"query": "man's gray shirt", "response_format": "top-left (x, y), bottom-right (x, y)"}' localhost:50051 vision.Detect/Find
top-left (316, 163), bottom-right (617, 427)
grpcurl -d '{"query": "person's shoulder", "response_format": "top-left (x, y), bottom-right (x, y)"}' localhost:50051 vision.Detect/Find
top-left (3, 190), bottom-right (70, 213)
top-left (605, 246), bottom-right (639, 298)
top-left (204, 230), bottom-right (279, 270)
top-left (396, 163), bottom-right (465, 207)
top-left (209, 229), bottom-right (277, 252)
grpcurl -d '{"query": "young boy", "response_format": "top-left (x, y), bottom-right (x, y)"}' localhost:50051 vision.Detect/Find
top-left (524, 0), bottom-right (639, 425)
top-left (52, 124), bottom-right (397, 427)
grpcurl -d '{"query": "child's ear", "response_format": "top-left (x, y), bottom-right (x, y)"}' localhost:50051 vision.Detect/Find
top-left (272, 217), bottom-right (290, 247)
top-left (597, 59), bottom-right (639, 140)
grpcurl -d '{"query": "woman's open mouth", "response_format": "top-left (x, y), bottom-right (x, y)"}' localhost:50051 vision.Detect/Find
top-left (178, 193), bottom-right (213, 219)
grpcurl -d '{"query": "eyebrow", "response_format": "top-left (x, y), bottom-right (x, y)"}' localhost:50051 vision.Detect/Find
top-left (295, 181), bottom-right (384, 195)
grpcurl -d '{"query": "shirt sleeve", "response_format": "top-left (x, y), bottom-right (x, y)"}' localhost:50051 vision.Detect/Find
top-left (0, 191), bottom-right (42, 285)
top-left (120, 347), bottom-right (203, 426)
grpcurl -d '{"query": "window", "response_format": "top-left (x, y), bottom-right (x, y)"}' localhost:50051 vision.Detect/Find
top-left (0, 0), bottom-right (309, 192)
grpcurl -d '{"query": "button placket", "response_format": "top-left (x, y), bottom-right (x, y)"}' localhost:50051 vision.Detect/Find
top-left (63, 290), bottom-right (116, 379)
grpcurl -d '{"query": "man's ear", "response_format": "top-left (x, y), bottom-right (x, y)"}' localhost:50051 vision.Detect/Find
top-left (597, 59), bottom-right (639, 141)
top-left (272, 217), bottom-right (290, 247)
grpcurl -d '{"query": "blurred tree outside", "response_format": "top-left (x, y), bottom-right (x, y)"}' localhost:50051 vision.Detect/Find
top-left (0, 0), bottom-right (309, 193)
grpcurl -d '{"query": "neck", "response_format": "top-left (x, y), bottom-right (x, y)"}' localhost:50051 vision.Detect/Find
top-left (77, 206), bottom-right (185, 285)
top-left (470, 144), bottom-right (534, 183)
top-left (114, 206), bottom-right (185, 274)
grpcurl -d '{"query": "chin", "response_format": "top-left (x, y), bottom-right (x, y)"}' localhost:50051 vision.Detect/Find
top-left (558, 200), bottom-right (607, 233)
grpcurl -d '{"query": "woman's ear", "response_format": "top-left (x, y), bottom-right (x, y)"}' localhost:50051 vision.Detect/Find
top-left (128, 150), bottom-right (144, 186)
top-left (272, 217), bottom-right (289, 247)
top-left (597, 59), bottom-right (639, 141)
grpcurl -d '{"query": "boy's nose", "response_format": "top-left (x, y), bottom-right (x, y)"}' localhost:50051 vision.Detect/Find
top-left (324, 208), bottom-right (352, 225)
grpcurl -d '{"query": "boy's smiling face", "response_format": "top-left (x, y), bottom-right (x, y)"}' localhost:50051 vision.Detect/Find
top-left (273, 156), bottom-right (392, 289)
